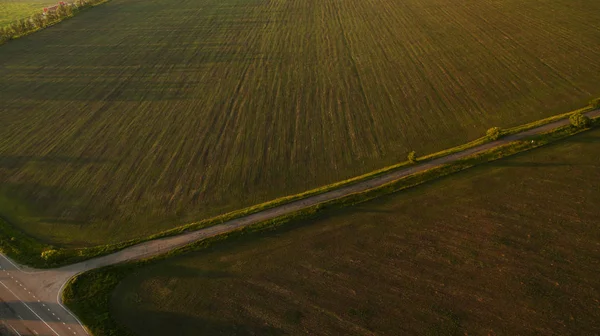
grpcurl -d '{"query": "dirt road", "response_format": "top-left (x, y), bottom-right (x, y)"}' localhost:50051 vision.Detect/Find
top-left (1, 109), bottom-right (598, 335)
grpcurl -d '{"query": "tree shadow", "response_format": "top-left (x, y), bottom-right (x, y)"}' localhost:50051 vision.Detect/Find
top-left (561, 134), bottom-right (600, 144)
top-left (351, 207), bottom-right (396, 214)
top-left (491, 161), bottom-right (583, 168)
top-left (0, 182), bottom-right (90, 235)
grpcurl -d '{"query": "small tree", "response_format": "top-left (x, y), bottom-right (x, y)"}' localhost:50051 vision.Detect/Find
top-left (569, 112), bottom-right (591, 129)
top-left (408, 151), bottom-right (417, 164)
top-left (41, 249), bottom-right (60, 262)
top-left (486, 127), bottom-right (502, 141)
top-left (31, 13), bottom-right (45, 29)
top-left (591, 98), bottom-right (600, 109)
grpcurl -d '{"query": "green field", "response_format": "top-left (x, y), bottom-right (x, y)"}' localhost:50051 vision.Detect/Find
top-left (0, 0), bottom-right (57, 26)
top-left (1, 0), bottom-right (600, 247)
top-left (108, 128), bottom-right (600, 335)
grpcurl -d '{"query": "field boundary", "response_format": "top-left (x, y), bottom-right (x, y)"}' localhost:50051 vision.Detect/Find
top-left (62, 112), bottom-right (599, 336)
top-left (0, 103), bottom-right (597, 268)
top-left (0, 0), bottom-right (110, 45)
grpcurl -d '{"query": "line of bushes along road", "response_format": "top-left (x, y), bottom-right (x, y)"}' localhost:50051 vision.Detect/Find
top-left (0, 0), bottom-right (107, 45)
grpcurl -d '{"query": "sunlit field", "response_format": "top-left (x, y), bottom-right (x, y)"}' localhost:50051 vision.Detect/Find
top-left (0, 0), bottom-right (57, 26)
top-left (1, 0), bottom-right (599, 246)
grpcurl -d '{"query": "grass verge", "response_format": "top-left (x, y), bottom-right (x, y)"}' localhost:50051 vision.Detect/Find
top-left (0, 0), bottom-right (109, 45)
top-left (63, 116), bottom-right (599, 336)
top-left (1, 104), bottom-right (598, 268)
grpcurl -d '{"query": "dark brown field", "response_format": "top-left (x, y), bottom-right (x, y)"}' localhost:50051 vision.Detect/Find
top-left (110, 128), bottom-right (600, 335)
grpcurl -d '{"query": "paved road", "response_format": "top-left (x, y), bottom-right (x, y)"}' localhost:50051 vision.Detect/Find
top-left (0, 256), bottom-right (88, 336)
top-left (0, 110), bottom-right (597, 335)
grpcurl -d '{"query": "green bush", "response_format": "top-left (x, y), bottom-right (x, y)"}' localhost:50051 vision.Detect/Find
top-left (591, 98), bottom-right (600, 109)
top-left (31, 13), bottom-right (46, 29)
top-left (41, 248), bottom-right (61, 262)
top-left (408, 151), bottom-right (417, 164)
top-left (486, 127), bottom-right (502, 141)
top-left (569, 112), bottom-right (591, 129)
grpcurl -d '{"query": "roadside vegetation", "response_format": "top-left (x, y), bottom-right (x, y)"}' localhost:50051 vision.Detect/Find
top-left (65, 126), bottom-right (600, 335)
top-left (0, 0), bottom-right (57, 26)
top-left (1, 0), bottom-right (599, 250)
top-left (0, 0), bottom-right (109, 44)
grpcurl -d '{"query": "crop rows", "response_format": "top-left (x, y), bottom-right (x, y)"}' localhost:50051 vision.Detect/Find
top-left (111, 128), bottom-right (600, 335)
top-left (0, 0), bottom-right (599, 245)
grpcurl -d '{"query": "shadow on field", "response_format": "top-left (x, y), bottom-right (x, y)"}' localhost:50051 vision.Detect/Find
top-left (153, 264), bottom-right (231, 280)
top-left (491, 161), bottom-right (579, 168)
top-left (0, 182), bottom-right (89, 227)
top-left (352, 207), bottom-right (396, 214)
top-left (0, 155), bottom-right (108, 169)
top-left (560, 133), bottom-right (600, 144)
top-left (121, 309), bottom-right (284, 336)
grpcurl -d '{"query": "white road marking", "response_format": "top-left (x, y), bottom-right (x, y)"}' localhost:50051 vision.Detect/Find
top-left (0, 281), bottom-right (60, 336)
top-left (0, 255), bottom-right (35, 274)
top-left (8, 323), bottom-right (22, 336)
top-left (57, 279), bottom-right (89, 334)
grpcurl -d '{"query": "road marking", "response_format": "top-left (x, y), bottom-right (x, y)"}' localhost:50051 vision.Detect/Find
top-left (0, 281), bottom-right (60, 336)
top-left (57, 278), bottom-right (89, 335)
top-left (8, 323), bottom-right (22, 336)
top-left (0, 255), bottom-right (36, 274)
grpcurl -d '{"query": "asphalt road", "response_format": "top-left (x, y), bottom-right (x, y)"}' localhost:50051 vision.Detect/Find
top-left (0, 255), bottom-right (89, 336)
top-left (0, 109), bottom-right (597, 336)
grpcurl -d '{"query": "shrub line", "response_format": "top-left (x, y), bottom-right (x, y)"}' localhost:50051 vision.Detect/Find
top-left (0, 0), bottom-right (110, 45)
